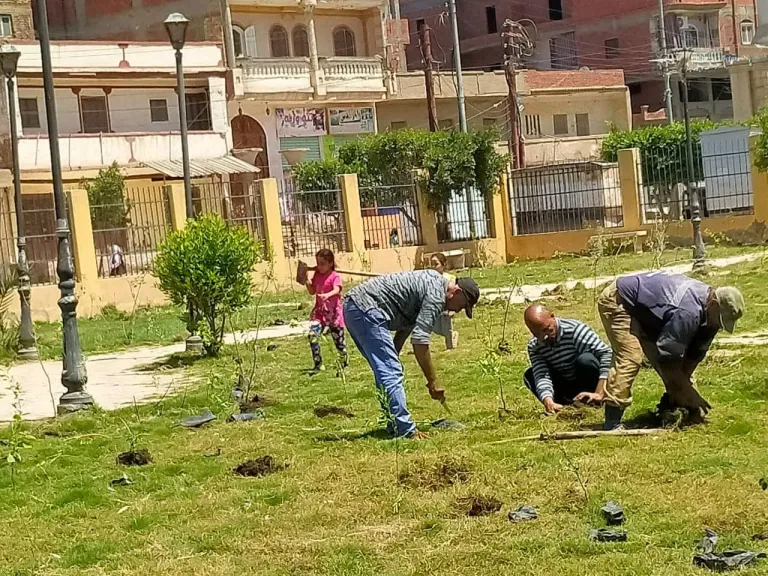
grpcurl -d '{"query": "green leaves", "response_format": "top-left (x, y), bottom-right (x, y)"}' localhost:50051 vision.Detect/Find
top-left (760, 477), bottom-right (768, 491)
top-left (154, 214), bottom-right (262, 356)
top-left (82, 162), bottom-right (131, 231)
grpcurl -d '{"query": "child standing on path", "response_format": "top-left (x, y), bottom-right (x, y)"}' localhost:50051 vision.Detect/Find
top-left (304, 249), bottom-right (348, 375)
top-left (431, 253), bottom-right (459, 349)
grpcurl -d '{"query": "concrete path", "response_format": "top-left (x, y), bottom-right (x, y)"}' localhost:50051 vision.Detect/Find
top-left (0, 322), bottom-right (310, 422)
top-left (1, 250), bottom-right (762, 422)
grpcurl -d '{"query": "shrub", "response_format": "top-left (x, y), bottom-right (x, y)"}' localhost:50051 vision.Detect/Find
top-left (154, 214), bottom-right (261, 357)
top-left (82, 162), bottom-right (131, 230)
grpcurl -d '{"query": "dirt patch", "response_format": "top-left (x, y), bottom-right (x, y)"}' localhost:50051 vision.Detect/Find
top-left (233, 455), bottom-right (288, 477)
top-left (555, 408), bottom-right (587, 422)
top-left (399, 457), bottom-right (471, 490)
top-left (239, 394), bottom-right (273, 413)
top-left (116, 448), bottom-right (153, 466)
top-left (455, 495), bottom-right (503, 517)
top-left (313, 405), bottom-right (355, 418)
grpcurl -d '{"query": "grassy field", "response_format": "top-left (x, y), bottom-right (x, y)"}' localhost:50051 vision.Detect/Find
top-left (21, 244), bottom-right (756, 361)
top-left (0, 249), bottom-right (766, 575)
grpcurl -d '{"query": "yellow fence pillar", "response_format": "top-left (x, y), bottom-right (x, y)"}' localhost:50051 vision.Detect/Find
top-left (497, 172), bottom-right (514, 261)
top-left (66, 189), bottom-right (98, 283)
top-left (167, 183), bottom-right (188, 231)
top-left (749, 135), bottom-right (768, 221)
top-left (617, 147), bottom-right (642, 230)
top-left (339, 173), bottom-right (365, 254)
top-left (415, 179), bottom-right (439, 251)
top-left (257, 178), bottom-right (286, 264)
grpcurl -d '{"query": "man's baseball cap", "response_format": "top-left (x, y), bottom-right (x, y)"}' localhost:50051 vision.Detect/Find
top-left (456, 278), bottom-right (480, 319)
top-left (715, 286), bottom-right (744, 333)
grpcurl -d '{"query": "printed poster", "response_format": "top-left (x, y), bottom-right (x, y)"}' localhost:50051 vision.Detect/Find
top-left (329, 107), bottom-right (375, 135)
top-left (275, 108), bottom-right (327, 137)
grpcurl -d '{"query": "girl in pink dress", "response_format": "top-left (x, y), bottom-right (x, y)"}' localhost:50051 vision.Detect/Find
top-left (304, 249), bottom-right (347, 374)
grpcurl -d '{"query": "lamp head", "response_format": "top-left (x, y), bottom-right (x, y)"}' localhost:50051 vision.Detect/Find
top-left (164, 13), bottom-right (189, 51)
top-left (0, 45), bottom-right (21, 79)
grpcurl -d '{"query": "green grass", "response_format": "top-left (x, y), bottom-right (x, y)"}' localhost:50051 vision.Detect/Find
top-left (17, 243), bottom-right (759, 362)
top-left (0, 252), bottom-right (767, 575)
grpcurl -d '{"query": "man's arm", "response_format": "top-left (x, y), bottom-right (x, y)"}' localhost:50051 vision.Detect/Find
top-left (657, 310), bottom-right (700, 364)
top-left (573, 323), bottom-right (612, 402)
top-left (413, 343), bottom-right (444, 402)
top-left (528, 344), bottom-right (560, 413)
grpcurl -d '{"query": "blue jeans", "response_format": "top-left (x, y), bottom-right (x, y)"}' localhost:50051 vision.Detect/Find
top-left (343, 298), bottom-right (416, 437)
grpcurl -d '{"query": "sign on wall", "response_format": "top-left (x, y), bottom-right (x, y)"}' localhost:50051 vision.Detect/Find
top-left (329, 107), bottom-right (375, 135)
top-left (275, 108), bottom-right (327, 137)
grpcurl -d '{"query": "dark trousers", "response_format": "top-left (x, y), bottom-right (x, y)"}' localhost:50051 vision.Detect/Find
top-left (524, 352), bottom-right (601, 404)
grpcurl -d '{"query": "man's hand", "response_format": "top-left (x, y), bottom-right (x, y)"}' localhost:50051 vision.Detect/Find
top-left (574, 391), bottom-right (605, 406)
top-left (426, 382), bottom-right (446, 403)
top-left (543, 398), bottom-right (563, 414)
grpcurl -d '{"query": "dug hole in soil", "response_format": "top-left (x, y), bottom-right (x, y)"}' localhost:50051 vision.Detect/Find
top-left (240, 394), bottom-right (273, 413)
top-left (313, 405), bottom-right (355, 418)
top-left (233, 455), bottom-right (289, 477)
top-left (399, 456), bottom-right (471, 491)
top-left (116, 448), bottom-right (153, 466)
top-left (455, 495), bottom-right (503, 517)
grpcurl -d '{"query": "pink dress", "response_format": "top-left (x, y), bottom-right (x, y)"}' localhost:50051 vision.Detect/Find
top-left (310, 270), bottom-right (344, 328)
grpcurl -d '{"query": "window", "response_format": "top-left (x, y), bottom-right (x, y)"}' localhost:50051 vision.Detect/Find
top-left (333, 26), bottom-right (356, 57)
top-left (19, 98), bottom-right (40, 129)
top-left (486, 6), bottom-right (497, 34)
top-left (80, 95), bottom-right (110, 133)
top-left (550, 32), bottom-right (577, 70)
top-left (150, 99), bottom-right (169, 123)
top-left (483, 117), bottom-right (496, 128)
top-left (390, 121), bottom-right (407, 131)
top-left (439, 118), bottom-right (454, 130)
top-left (629, 83), bottom-right (642, 95)
top-left (741, 20), bottom-right (754, 45)
top-left (712, 78), bottom-right (732, 101)
top-left (232, 26), bottom-right (244, 57)
top-left (0, 15), bottom-right (12, 37)
top-left (576, 113), bottom-right (590, 136)
top-left (604, 38), bottom-right (619, 59)
top-left (682, 26), bottom-right (699, 48)
top-left (549, 0), bottom-right (563, 21)
top-left (553, 114), bottom-right (569, 135)
top-left (270, 25), bottom-right (290, 57)
top-left (292, 25), bottom-right (309, 58)
top-left (686, 80), bottom-right (709, 103)
top-left (186, 91), bottom-right (212, 131)
top-left (524, 114), bottom-right (541, 137)
top-left (416, 18), bottom-right (425, 31)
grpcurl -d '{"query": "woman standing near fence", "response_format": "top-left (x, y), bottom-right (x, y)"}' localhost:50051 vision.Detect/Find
top-left (431, 253), bottom-right (459, 350)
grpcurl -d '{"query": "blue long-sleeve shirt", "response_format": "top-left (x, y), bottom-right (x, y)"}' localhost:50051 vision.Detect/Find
top-left (616, 272), bottom-right (718, 363)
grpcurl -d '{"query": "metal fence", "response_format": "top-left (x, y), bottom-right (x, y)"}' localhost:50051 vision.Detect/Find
top-left (508, 161), bottom-right (623, 235)
top-left (0, 190), bottom-right (60, 285)
top-left (91, 186), bottom-right (172, 278)
top-left (278, 179), bottom-right (349, 258)
top-left (436, 187), bottom-right (492, 243)
top-left (638, 136), bottom-right (754, 224)
top-left (359, 182), bottom-right (423, 249)
top-left (194, 181), bottom-right (267, 255)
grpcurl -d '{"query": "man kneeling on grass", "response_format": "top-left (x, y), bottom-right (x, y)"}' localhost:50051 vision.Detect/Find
top-left (524, 303), bottom-right (613, 414)
top-left (343, 270), bottom-right (480, 439)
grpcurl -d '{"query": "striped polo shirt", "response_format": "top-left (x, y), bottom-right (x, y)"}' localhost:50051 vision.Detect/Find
top-left (527, 318), bottom-right (613, 401)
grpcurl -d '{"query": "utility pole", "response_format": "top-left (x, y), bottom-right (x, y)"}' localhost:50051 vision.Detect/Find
top-left (732, 0), bottom-right (740, 56)
top-left (658, 0), bottom-right (674, 123)
top-left (419, 25), bottom-right (438, 132)
top-left (502, 19), bottom-right (532, 168)
top-left (679, 49), bottom-right (707, 269)
top-left (447, 0), bottom-right (468, 132)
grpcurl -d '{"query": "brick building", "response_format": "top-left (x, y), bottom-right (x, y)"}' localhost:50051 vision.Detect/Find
top-left (0, 0), bottom-right (34, 40)
top-left (400, 0), bottom-right (761, 121)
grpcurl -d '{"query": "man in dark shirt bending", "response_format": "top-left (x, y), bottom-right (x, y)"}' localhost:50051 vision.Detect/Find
top-left (576, 271), bottom-right (744, 430)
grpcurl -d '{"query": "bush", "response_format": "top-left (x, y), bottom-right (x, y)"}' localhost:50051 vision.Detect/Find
top-left (82, 162), bottom-right (131, 230)
top-left (154, 214), bottom-right (261, 357)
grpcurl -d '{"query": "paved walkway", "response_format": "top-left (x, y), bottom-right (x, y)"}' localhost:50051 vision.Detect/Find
top-left (1, 251), bottom-right (762, 422)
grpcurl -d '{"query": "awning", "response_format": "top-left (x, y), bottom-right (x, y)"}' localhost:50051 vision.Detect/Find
top-left (141, 155), bottom-right (261, 178)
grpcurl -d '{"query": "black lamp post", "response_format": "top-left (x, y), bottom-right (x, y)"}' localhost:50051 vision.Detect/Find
top-left (0, 45), bottom-right (37, 360)
top-left (34, 0), bottom-right (92, 412)
top-left (164, 12), bottom-right (202, 354)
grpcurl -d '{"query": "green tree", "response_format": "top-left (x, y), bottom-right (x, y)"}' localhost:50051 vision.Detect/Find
top-left (154, 214), bottom-right (261, 357)
top-left (82, 162), bottom-right (131, 230)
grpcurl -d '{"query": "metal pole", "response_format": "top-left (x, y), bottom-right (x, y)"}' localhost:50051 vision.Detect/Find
top-left (658, 0), bottom-right (674, 123)
top-left (34, 0), bottom-right (92, 412)
top-left (448, 0), bottom-right (467, 132)
top-left (7, 75), bottom-right (37, 360)
top-left (175, 49), bottom-right (193, 218)
top-left (680, 51), bottom-right (706, 269)
top-left (732, 0), bottom-right (740, 56)
top-left (420, 25), bottom-right (438, 132)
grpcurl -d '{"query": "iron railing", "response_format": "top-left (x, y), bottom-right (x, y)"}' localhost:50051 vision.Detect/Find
top-left (436, 187), bottom-right (492, 243)
top-left (359, 182), bottom-right (423, 249)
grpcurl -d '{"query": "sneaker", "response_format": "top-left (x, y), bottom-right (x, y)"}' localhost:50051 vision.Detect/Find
top-left (308, 365), bottom-right (326, 376)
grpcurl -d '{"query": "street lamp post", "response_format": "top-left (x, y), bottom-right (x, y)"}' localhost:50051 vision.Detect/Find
top-left (165, 12), bottom-right (202, 354)
top-left (0, 45), bottom-right (37, 361)
top-left (33, 0), bottom-right (92, 412)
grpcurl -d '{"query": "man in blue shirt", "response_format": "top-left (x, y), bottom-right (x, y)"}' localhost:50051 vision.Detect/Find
top-left (576, 272), bottom-right (744, 429)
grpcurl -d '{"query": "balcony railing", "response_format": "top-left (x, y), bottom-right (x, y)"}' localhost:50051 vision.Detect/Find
top-left (238, 56), bottom-right (386, 95)
top-left (671, 47), bottom-right (728, 70)
top-left (18, 131), bottom-right (229, 172)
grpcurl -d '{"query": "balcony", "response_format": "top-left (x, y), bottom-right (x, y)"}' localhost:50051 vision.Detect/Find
top-left (238, 56), bottom-right (386, 97)
top-left (18, 131), bottom-right (229, 172)
top-left (671, 47), bottom-right (729, 70)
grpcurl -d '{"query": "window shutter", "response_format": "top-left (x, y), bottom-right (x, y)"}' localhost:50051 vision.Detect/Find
top-left (244, 26), bottom-right (257, 57)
